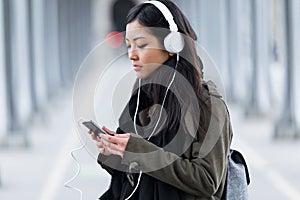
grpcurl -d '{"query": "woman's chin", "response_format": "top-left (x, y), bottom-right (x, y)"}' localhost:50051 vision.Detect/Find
top-left (135, 72), bottom-right (148, 79)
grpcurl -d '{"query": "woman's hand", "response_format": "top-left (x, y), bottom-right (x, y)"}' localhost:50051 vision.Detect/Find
top-left (87, 129), bottom-right (111, 156)
top-left (88, 126), bottom-right (130, 158)
top-left (99, 126), bottom-right (130, 158)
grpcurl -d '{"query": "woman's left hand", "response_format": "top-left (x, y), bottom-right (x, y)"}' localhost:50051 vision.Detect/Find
top-left (100, 126), bottom-right (130, 158)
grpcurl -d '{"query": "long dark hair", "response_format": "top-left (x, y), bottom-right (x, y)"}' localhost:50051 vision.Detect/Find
top-left (126, 1), bottom-right (208, 137)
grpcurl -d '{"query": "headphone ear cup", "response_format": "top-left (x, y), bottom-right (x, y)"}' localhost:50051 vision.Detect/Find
top-left (164, 31), bottom-right (185, 54)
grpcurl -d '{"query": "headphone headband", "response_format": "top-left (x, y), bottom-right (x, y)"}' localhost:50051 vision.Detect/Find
top-left (143, 0), bottom-right (184, 54)
top-left (143, 1), bottom-right (178, 32)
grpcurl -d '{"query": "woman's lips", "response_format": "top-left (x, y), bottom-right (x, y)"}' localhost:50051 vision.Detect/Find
top-left (133, 65), bottom-right (142, 71)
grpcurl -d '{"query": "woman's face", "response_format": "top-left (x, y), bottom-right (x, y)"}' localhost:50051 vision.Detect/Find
top-left (125, 20), bottom-right (170, 79)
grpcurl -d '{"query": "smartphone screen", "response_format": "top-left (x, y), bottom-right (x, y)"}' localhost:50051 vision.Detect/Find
top-left (82, 120), bottom-right (107, 137)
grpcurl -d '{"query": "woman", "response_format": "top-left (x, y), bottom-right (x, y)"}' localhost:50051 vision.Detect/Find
top-left (89, 1), bottom-right (232, 199)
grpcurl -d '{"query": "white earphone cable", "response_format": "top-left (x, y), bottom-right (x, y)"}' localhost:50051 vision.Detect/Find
top-left (126, 54), bottom-right (179, 200)
top-left (147, 54), bottom-right (178, 140)
top-left (63, 119), bottom-right (87, 200)
top-left (63, 144), bottom-right (84, 200)
top-left (124, 171), bottom-right (143, 200)
top-left (133, 78), bottom-right (142, 136)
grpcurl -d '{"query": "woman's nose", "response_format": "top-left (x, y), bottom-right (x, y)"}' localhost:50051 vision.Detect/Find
top-left (128, 49), bottom-right (138, 61)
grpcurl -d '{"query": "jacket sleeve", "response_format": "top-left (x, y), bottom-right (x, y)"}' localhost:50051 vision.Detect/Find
top-left (121, 96), bottom-right (233, 197)
top-left (97, 154), bottom-right (119, 175)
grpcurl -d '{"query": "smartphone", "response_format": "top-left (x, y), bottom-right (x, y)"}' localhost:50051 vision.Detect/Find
top-left (82, 120), bottom-right (108, 137)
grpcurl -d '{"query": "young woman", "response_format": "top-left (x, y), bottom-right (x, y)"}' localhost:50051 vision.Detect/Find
top-left (89, 1), bottom-right (232, 199)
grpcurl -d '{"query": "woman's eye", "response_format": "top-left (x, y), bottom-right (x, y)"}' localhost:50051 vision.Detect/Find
top-left (126, 45), bottom-right (131, 49)
top-left (137, 44), bottom-right (147, 48)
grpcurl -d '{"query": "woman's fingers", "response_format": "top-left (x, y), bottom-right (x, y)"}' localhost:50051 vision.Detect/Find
top-left (97, 141), bottom-right (112, 156)
top-left (113, 133), bottom-right (131, 138)
top-left (96, 141), bottom-right (104, 148)
top-left (101, 138), bottom-right (122, 151)
top-left (101, 133), bottom-right (130, 142)
top-left (88, 126), bottom-right (130, 157)
top-left (102, 126), bottom-right (115, 135)
top-left (89, 131), bottom-right (101, 142)
top-left (100, 133), bottom-right (130, 157)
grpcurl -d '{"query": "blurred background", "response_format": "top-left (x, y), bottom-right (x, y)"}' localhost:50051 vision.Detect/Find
top-left (0, 0), bottom-right (299, 199)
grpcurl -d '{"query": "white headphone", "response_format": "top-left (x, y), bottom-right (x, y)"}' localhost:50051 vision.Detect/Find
top-left (144, 1), bottom-right (184, 54)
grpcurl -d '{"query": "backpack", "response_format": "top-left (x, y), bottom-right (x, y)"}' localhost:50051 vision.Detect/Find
top-left (221, 149), bottom-right (251, 200)
top-left (204, 81), bottom-right (251, 199)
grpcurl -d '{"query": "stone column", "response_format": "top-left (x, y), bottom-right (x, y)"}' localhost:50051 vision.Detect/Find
top-left (274, 0), bottom-right (300, 138)
top-left (246, 0), bottom-right (272, 116)
top-left (0, 0), bottom-right (8, 141)
top-left (4, 0), bottom-right (33, 147)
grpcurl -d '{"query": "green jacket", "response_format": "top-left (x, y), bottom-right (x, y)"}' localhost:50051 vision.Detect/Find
top-left (98, 81), bottom-right (233, 200)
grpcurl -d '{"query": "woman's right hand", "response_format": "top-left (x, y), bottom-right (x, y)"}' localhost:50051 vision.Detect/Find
top-left (88, 130), bottom-right (112, 156)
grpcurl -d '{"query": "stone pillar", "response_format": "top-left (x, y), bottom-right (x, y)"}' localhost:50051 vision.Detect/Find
top-left (4, 0), bottom-right (33, 147)
top-left (0, 0), bottom-right (8, 140)
top-left (226, 0), bottom-right (253, 103)
top-left (30, 0), bottom-right (48, 115)
top-left (246, 0), bottom-right (272, 116)
top-left (44, 0), bottom-right (61, 98)
top-left (274, 0), bottom-right (300, 138)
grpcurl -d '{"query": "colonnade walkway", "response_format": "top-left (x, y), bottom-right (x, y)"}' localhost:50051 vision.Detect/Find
top-left (1, 56), bottom-right (299, 200)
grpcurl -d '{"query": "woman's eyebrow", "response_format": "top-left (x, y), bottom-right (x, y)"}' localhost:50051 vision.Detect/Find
top-left (133, 36), bottom-right (146, 41)
top-left (126, 36), bottom-right (146, 42)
